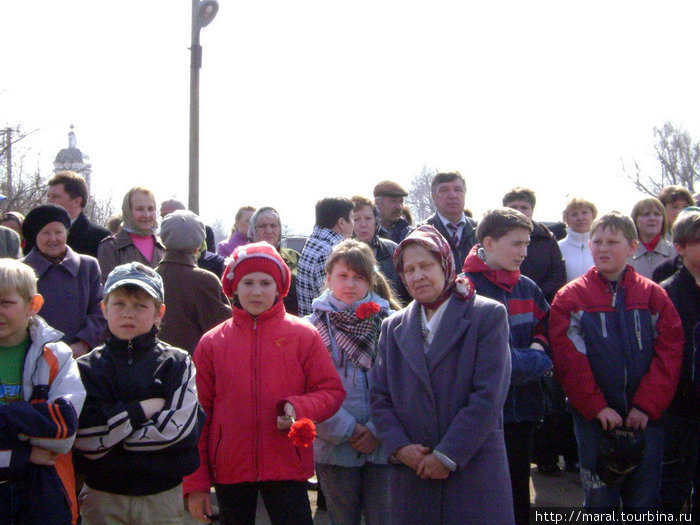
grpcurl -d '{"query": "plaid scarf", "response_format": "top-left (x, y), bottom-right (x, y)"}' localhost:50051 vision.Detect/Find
top-left (312, 307), bottom-right (389, 372)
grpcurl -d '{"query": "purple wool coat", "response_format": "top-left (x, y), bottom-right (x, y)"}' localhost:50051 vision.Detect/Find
top-left (23, 246), bottom-right (106, 348)
top-left (370, 293), bottom-right (515, 525)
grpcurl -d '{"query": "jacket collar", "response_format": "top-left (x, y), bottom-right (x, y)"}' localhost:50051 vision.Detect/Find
top-left (105, 326), bottom-right (158, 353)
top-left (631, 237), bottom-right (673, 260)
top-left (23, 245), bottom-right (80, 278)
top-left (112, 229), bottom-right (164, 250)
top-left (564, 230), bottom-right (590, 247)
top-left (69, 211), bottom-right (89, 234)
top-left (232, 299), bottom-right (286, 326)
top-left (160, 251), bottom-right (197, 266)
top-left (310, 225), bottom-right (344, 245)
top-left (394, 293), bottom-right (473, 392)
top-left (27, 315), bottom-right (64, 348)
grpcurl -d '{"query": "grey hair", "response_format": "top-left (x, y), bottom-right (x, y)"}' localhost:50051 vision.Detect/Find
top-left (248, 207), bottom-right (282, 243)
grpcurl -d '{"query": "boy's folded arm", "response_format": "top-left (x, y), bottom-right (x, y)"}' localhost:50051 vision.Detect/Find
top-left (122, 356), bottom-right (202, 451)
top-left (74, 398), bottom-right (146, 458)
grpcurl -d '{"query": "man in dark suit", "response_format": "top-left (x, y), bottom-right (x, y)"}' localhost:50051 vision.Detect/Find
top-left (46, 171), bottom-right (110, 258)
top-left (422, 171), bottom-right (477, 269)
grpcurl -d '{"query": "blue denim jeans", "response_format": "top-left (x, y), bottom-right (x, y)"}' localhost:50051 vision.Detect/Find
top-left (660, 410), bottom-right (700, 513)
top-left (315, 462), bottom-right (391, 525)
top-left (573, 414), bottom-right (664, 510)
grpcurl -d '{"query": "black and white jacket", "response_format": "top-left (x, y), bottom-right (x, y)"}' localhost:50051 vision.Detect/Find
top-left (75, 327), bottom-right (204, 496)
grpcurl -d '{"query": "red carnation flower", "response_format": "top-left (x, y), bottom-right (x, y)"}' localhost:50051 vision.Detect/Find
top-left (289, 418), bottom-right (316, 447)
top-left (356, 301), bottom-right (381, 319)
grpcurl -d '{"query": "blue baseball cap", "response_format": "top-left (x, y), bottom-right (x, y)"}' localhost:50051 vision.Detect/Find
top-left (104, 262), bottom-right (164, 303)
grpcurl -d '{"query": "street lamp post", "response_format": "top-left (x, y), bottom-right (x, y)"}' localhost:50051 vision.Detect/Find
top-left (189, 0), bottom-right (219, 215)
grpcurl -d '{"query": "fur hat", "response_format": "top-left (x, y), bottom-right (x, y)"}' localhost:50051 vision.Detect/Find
top-left (22, 204), bottom-right (71, 249)
top-left (160, 210), bottom-right (206, 252)
top-left (222, 241), bottom-right (291, 300)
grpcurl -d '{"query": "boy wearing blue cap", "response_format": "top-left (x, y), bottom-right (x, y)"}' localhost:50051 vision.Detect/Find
top-left (74, 262), bottom-right (204, 525)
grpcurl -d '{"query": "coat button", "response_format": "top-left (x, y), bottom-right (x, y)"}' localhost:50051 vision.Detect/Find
top-left (424, 429), bottom-right (431, 437)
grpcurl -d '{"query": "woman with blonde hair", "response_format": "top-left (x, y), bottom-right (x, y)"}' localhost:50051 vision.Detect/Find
top-left (97, 186), bottom-right (164, 281)
top-left (629, 197), bottom-right (676, 279)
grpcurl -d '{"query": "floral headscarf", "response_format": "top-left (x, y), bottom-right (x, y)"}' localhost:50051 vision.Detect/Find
top-left (393, 225), bottom-right (473, 308)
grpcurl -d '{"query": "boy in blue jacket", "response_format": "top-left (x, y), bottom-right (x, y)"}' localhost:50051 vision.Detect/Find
top-left (0, 258), bottom-right (85, 524)
top-left (550, 211), bottom-right (682, 512)
top-left (462, 207), bottom-right (552, 525)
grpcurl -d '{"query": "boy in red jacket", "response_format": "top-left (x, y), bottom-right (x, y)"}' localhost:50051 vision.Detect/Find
top-left (550, 211), bottom-right (683, 511)
top-left (184, 242), bottom-right (345, 524)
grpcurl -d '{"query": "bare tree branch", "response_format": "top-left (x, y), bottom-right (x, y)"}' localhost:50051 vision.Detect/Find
top-left (624, 122), bottom-right (700, 196)
top-left (406, 164), bottom-right (436, 223)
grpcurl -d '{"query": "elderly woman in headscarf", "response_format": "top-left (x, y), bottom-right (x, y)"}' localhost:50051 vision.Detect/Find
top-left (22, 204), bottom-right (106, 357)
top-left (369, 225), bottom-right (515, 525)
top-left (247, 206), bottom-right (301, 315)
top-left (350, 195), bottom-right (410, 306)
top-left (97, 186), bottom-right (164, 282)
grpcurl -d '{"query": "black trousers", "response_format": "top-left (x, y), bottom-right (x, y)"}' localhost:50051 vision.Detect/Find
top-left (505, 421), bottom-right (536, 525)
top-left (215, 480), bottom-right (313, 525)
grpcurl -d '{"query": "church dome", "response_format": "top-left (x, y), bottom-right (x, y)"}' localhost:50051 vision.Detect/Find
top-left (54, 125), bottom-right (87, 164)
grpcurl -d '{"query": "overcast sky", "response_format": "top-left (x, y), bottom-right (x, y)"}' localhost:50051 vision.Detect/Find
top-left (2, 1), bottom-right (699, 234)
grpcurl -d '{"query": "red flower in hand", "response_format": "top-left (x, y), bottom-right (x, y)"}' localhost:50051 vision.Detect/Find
top-left (356, 301), bottom-right (381, 319)
top-left (289, 418), bottom-right (316, 447)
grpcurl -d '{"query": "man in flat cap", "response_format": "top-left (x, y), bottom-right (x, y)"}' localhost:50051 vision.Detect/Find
top-left (374, 180), bottom-right (413, 244)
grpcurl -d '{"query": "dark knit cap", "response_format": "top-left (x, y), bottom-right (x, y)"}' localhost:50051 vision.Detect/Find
top-left (22, 204), bottom-right (71, 247)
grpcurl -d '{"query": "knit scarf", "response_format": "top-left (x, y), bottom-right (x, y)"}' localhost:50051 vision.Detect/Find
top-left (641, 233), bottom-right (661, 253)
top-left (312, 305), bottom-right (389, 372)
top-left (462, 245), bottom-right (520, 293)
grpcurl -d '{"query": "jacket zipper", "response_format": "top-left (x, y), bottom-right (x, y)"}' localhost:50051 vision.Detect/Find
top-left (253, 317), bottom-right (260, 480)
top-left (127, 340), bottom-right (134, 365)
top-left (610, 279), bottom-right (629, 415)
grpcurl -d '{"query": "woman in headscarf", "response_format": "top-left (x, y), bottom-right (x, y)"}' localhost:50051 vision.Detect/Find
top-left (97, 186), bottom-right (164, 282)
top-left (369, 225), bottom-right (515, 525)
top-left (247, 206), bottom-right (301, 316)
top-left (350, 196), bottom-right (410, 306)
top-left (22, 204), bottom-right (106, 357)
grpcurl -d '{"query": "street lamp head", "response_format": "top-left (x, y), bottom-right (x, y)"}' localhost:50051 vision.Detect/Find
top-left (197, 0), bottom-right (219, 28)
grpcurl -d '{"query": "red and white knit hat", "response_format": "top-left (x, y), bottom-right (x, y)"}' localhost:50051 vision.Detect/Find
top-left (222, 241), bottom-right (291, 299)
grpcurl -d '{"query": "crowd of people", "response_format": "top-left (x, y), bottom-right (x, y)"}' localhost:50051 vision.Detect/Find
top-left (0, 169), bottom-right (699, 525)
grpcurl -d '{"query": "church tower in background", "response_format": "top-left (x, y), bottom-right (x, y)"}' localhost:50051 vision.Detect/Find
top-left (53, 125), bottom-right (92, 190)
